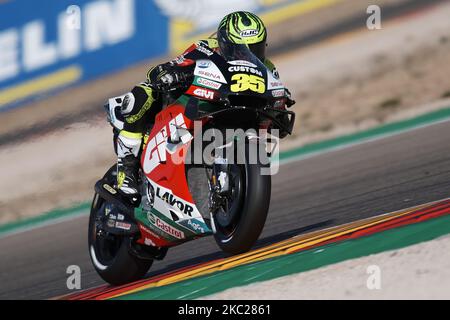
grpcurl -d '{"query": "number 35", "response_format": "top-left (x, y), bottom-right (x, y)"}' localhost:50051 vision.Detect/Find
top-left (230, 74), bottom-right (265, 93)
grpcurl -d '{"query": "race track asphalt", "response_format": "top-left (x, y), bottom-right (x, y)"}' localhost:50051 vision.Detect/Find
top-left (1, 120), bottom-right (450, 299)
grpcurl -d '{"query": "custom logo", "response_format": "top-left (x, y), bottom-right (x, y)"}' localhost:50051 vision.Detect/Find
top-left (154, 217), bottom-right (185, 239)
top-left (228, 66), bottom-right (263, 77)
top-left (156, 187), bottom-right (194, 216)
top-left (240, 29), bottom-right (258, 37)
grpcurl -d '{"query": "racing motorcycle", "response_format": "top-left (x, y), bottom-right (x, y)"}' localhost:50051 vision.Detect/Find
top-left (88, 41), bottom-right (295, 285)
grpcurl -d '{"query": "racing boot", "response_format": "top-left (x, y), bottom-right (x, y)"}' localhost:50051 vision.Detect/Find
top-left (116, 131), bottom-right (142, 197)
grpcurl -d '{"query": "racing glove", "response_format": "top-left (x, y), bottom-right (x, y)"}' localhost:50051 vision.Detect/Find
top-left (285, 88), bottom-right (296, 108)
top-left (150, 65), bottom-right (192, 92)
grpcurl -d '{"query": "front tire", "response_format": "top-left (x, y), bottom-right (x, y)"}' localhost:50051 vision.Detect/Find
top-left (213, 141), bottom-right (271, 254)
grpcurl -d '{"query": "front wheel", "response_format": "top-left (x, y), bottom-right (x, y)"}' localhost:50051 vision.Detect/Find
top-left (88, 166), bottom-right (153, 285)
top-left (212, 141), bottom-right (271, 254)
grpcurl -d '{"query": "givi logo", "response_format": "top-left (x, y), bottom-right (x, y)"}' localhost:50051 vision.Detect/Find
top-left (187, 85), bottom-right (215, 100)
top-left (194, 88), bottom-right (214, 99)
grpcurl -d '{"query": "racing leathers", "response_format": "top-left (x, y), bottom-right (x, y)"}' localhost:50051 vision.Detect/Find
top-left (114, 38), bottom-right (294, 197)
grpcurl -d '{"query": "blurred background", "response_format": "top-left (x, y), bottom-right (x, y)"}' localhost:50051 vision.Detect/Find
top-left (1, 0), bottom-right (450, 226)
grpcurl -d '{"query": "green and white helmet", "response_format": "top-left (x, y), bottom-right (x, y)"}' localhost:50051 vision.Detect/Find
top-left (217, 11), bottom-right (267, 62)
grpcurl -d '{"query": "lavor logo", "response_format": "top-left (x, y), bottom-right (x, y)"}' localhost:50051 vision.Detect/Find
top-left (156, 187), bottom-right (194, 216)
top-left (240, 29), bottom-right (258, 37)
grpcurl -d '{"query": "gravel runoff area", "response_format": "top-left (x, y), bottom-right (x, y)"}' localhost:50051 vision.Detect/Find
top-left (202, 235), bottom-right (450, 300)
top-left (2, 1), bottom-right (450, 223)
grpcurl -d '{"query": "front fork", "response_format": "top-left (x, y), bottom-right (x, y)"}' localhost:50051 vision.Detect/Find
top-left (212, 157), bottom-right (230, 194)
top-left (208, 158), bottom-right (230, 215)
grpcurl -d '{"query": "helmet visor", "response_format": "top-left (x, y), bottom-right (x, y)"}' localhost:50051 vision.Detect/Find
top-left (248, 41), bottom-right (266, 62)
top-left (217, 28), bottom-right (262, 64)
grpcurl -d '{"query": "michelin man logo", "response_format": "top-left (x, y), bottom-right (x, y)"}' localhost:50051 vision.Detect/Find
top-left (154, 0), bottom-right (259, 29)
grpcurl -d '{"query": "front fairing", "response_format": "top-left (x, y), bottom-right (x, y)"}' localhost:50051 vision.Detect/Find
top-left (184, 42), bottom-right (286, 113)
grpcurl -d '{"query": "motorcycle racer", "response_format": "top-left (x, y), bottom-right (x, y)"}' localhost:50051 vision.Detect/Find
top-left (112, 11), bottom-right (296, 198)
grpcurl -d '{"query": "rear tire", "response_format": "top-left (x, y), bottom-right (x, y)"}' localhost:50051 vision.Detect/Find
top-left (88, 166), bottom-right (153, 285)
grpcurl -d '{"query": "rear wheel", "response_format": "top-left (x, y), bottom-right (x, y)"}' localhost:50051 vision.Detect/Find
top-left (88, 166), bottom-right (153, 285)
